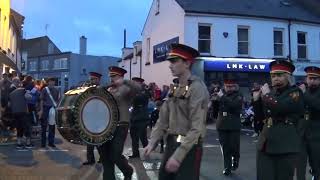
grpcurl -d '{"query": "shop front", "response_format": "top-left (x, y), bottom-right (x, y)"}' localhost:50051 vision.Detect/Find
top-left (201, 57), bottom-right (274, 98)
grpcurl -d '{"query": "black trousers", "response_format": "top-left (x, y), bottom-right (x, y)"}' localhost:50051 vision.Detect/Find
top-left (98, 125), bottom-right (133, 180)
top-left (159, 135), bottom-right (203, 180)
top-left (13, 112), bottom-right (31, 138)
top-left (257, 151), bottom-right (297, 180)
top-left (130, 125), bottom-right (148, 156)
top-left (218, 130), bottom-right (240, 170)
top-left (86, 145), bottom-right (96, 163)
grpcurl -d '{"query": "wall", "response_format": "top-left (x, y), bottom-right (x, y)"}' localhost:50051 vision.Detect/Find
top-left (142, 0), bottom-right (185, 87)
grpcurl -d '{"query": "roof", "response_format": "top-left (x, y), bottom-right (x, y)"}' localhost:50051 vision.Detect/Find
top-left (123, 53), bottom-right (134, 60)
top-left (175, 0), bottom-right (320, 24)
top-left (22, 36), bottom-right (62, 57)
top-left (10, 9), bottom-right (24, 35)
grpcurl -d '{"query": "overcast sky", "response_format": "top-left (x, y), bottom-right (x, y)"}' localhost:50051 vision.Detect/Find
top-left (11, 0), bottom-right (152, 57)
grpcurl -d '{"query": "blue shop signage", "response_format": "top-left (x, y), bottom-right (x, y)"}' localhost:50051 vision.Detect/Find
top-left (203, 58), bottom-right (273, 72)
top-left (153, 37), bottom-right (179, 64)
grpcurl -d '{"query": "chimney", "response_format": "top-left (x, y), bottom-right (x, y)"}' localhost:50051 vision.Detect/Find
top-left (80, 36), bottom-right (87, 55)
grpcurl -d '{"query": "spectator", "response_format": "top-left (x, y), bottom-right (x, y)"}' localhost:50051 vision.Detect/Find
top-left (39, 77), bottom-right (60, 148)
top-left (9, 80), bottom-right (33, 148)
top-left (160, 85), bottom-right (169, 100)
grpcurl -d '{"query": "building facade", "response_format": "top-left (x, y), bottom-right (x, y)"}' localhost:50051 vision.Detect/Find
top-left (120, 41), bottom-right (142, 80)
top-left (0, 0), bottom-right (24, 75)
top-left (133, 0), bottom-right (320, 96)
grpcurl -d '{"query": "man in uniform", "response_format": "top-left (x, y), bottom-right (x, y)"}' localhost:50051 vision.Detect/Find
top-left (299, 66), bottom-right (320, 180)
top-left (254, 60), bottom-right (305, 180)
top-left (83, 71), bottom-right (102, 165)
top-left (98, 66), bottom-right (141, 180)
top-left (214, 79), bottom-right (243, 176)
top-left (129, 77), bottom-right (149, 159)
top-left (143, 44), bottom-right (210, 180)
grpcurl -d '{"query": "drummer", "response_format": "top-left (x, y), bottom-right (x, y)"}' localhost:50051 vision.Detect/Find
top-left (98, 66), bottom-right (141, 180)
top-left (82, 71), bottom-right (102, 165)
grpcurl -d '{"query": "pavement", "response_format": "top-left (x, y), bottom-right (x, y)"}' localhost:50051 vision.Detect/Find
top-left (0, 124), bottom-right (312, 180)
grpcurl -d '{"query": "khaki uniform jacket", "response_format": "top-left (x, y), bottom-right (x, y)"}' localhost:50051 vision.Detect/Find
top-left (149, 75), bottom-right (210, 162)
top-left (108, 80), bottom-right (141, 123)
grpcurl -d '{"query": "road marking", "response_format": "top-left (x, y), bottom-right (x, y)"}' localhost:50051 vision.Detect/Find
top-left (203, 144), bottom-right (220, 148)
top-left (17, 149), bottom-right (69, 152)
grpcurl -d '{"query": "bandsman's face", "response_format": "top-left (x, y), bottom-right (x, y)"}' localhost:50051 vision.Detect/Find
top-left (224, 84), bottom-right (237, 93)
top-left (109, 74), bottom-right (123, 85)
top-left (306, 76), bottom-right (320, 88)
top-left (90, 76), bottom-right (100, 85)
top-left (169, 58), bottom-right (190, 77)
top-left (270, 73), bottom-right (289, 88)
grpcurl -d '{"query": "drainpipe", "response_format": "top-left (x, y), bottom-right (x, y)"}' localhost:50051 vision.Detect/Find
top-left (288, 19), bottom-right (292, 60)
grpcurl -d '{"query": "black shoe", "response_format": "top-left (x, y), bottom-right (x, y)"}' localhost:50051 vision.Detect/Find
top-left (124, 166), bottom-right (133, 180)
top-left (223, 168), bottom-right (231, 176)
top-left (231, 161), bottom-right (239, 171)
top-left (97, 159), bottom-right (101, 163)
top-left (25, 144), bottom-right (35, 149)
top-left (16, 144), bottom-right (24, 149)
top-left (48, 144), bottom-right (56, 148)
top-left (82, 161), bottom-right (95, 166)
top-left (129, 154), bottom-right (140, 159)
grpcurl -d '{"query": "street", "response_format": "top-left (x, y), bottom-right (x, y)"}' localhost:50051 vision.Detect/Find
top-left (0, 125), bottom-right (311, 180)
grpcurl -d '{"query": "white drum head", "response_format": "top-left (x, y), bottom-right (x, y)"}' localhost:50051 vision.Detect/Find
top-left (82, 98), bottom-right (110, 134)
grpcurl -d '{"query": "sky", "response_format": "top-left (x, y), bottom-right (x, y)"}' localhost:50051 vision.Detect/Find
top-left (11, 0), bottom-right (152, 57)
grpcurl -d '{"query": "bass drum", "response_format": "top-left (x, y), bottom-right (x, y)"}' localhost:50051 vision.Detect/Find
top-left (56, 86), bottom-right (119, 145)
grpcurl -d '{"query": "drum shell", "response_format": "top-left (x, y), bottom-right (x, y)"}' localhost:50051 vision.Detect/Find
top-left (56, 87), bottom-right (119, 145)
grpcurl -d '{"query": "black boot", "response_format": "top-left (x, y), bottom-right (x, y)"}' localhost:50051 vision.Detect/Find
top-left (223, 168), bottom-right (231, 176)
top-left (231, 160), bottom-right (239, 171)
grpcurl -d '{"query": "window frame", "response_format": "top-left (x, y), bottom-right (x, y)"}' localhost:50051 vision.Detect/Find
top-left (53, 58), bottom-right (68, 70)
top-left (297, 31), bottom-right (308, 60)
top-left (237, 26), bottom-right (250, 56)
top-left (273, 28), bottom-right (284, 57)
top-left (198, 24), bottom-right (212, 55)
top-left (40, 60), bottom-right (50, 70)
top-left (29, 61), bottom-right (37, 72)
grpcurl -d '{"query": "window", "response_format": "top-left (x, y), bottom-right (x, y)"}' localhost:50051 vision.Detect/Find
top-left (53, 58), bottom-right (68, 69)
top-left (29, 61), bottom-right (37, 71)
top-left (198, 25), bottom-right (211, 54)
top-left (40, 60), bottom-right (49, 70)
top-left (238, 27), bottom-right (249, 56)
top-left (274, 29), bottom-right (284, 57)
top-left (133, 46), bottom-right (138, 64)
top-left (155, 0), bottom-right (160, 15)
top-left (297, 32), bottom-right (307, 59)
top-left (146, 38), bottom-right (151, 65)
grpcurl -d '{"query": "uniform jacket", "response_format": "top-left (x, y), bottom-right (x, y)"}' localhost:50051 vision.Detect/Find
top-left (304, 87), bottom-right (320, 141)
top-left (108, 80), bottom-right (141, 123)
top-left (130, 89), bottom-right (149, 127)
top-left (257, 85), bottom-right (305, 154)
top-left (149, 75), bottom-right (210, 162)
top-left (216, 91), bottom-right (243, 130)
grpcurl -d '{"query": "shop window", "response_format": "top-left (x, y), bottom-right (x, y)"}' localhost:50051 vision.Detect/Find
top-left (238, 26), bottom-right (249, 56)
top-left (274, 29), bottom-right (284, 57)
top-left (198, 25), bottom-right (211, 54)
top-left (297, 32), bottom-right (307, 59)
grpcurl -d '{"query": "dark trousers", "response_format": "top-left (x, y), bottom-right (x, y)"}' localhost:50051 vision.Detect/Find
top-left (40, 106), bottom-right (55, 146)
top-left (86, 145), bottom-right (96, 163)
top-left (307, 138), bottom-right (320, 179)
top-left (257, 151), bottom-right (297, 180)
top-left (130, 125), bottom-right (148, 156)
top-left (159, 135), bottom-right (203, 180)
top-left (296, 142), bottom-right (307, 180)
top-left (254, 119), bottom-right (264, 134)
top-left (218, 130), bottom-right (240, 170)
top-left (98, 125), bottom-right (133, 180)
top-left (13, 112), bottom-right (31, 138)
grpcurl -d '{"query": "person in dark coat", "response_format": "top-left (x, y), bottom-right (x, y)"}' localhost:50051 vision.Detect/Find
top-left (82, 72), bottom-right (103, 165)
top-left (129, 77), bottom-right (149, 159)
top-left (299, 66), bottom-right (320, 180)
top-left (255, 60), bottom-right (305, 180)
top-left (215, 79), bottom-right (243, 176)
